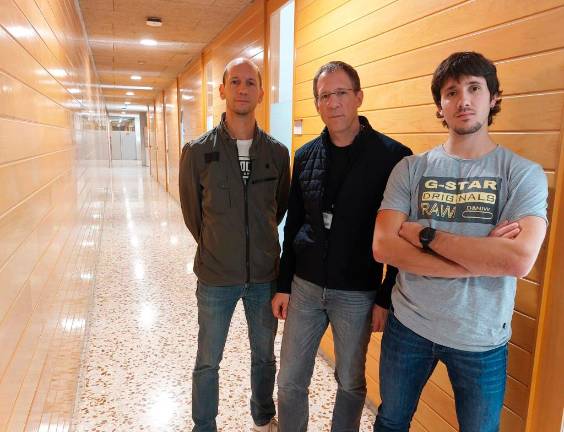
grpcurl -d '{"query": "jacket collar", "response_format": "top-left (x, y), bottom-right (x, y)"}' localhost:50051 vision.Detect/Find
top-left (218, 112), bottom-right (261, 142)
top-left (320, 115), bottom-right (373, 154)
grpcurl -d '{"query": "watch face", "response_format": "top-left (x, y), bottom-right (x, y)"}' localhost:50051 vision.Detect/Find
top-left (420, 227), bottom-right (435, 248)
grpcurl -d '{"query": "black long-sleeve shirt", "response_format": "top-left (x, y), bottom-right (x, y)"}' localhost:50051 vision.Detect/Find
top-left (277, 116), bottom-right (412, 308)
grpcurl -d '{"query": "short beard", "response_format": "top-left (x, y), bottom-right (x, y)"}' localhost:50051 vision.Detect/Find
top-left (453, 121), bottom-right (483, 136)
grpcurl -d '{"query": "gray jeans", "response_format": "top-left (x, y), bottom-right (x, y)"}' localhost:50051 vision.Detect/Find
top-left (277, 276), bottom-right (376, 432)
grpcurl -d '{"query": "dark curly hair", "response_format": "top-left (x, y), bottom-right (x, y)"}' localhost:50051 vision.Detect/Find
top-left (431, 52), bottom-right (502, 127)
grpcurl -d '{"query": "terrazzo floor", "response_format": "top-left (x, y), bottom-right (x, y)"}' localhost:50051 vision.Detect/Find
top-left (72, 164), bottom-right (376, 431)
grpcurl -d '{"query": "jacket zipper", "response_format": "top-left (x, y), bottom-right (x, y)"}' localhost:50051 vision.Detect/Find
top-left (244, 184), bottom-right (250, 284)
top-left (235, 139), bottom-right (251, 284)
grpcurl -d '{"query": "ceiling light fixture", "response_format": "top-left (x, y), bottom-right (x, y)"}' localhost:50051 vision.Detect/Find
top-left (51, 69), bottom-right (68, 78)
top-left (100, 84), bottom-right (153, 90)
top-left (130, 75), bottom-right (142, 80)
top-left (146, 17), bottom-right (162, 27)
top-left (7, 26), bottom-right (34, 38)
top-left (126, 91), bottom-right (135, 96)
top-left (68, 88), bottom-right (81, 94)
top-left (124, 101), bottom-right (131, 105)
top-left (140, 39), bottom-right (157, 46)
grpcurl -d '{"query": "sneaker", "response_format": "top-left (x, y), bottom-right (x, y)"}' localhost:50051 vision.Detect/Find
top-left (252, 418), bottom-right (278, 432)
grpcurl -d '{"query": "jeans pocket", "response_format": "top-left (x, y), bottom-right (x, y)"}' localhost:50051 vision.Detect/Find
top-left (385, 309), bottom-right (400, 333)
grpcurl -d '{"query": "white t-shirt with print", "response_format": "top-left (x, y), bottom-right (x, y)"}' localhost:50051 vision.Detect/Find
top-left (237, 139), bottom-right (252, 183)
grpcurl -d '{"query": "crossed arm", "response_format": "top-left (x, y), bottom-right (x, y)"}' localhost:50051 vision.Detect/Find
top-left (373, 209), bottom-right (547, 278)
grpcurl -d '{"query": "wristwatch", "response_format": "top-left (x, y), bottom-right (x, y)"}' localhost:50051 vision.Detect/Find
top-left (419, 227), bottom-right (436, 251)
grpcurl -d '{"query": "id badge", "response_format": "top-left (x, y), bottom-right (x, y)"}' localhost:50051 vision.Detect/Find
top-left (322, 211), bottom-right (333, 230)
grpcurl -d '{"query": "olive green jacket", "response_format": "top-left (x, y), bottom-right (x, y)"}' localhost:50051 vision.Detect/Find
top-left (179, 114), bottom-right (290, 285)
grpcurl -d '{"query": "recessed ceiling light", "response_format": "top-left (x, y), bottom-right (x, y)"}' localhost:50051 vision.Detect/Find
top-left (100, 84), bottom-right (152, 90)
top-left (68, 88), bottom-right (81, 94)
top-left (126, 91), bottom-right (135, 96)
top-left (51, 69), bottom-right (67, 77)
top-left (130, 75), bottom-right (142, 80)
top-left (124, 101), bottom-right (131, 105)
top-left (146, 17), bottom-right (162, 27)
top-left (7, 26), bottom-right (34, 38)
top-left (140, 39), bottom-right (157, 46)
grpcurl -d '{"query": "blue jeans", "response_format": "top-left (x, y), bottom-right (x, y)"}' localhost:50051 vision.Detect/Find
top-left (192, 281), bottom-right (278, 432)
top-left (374, 311), bottom-right (508, 432)
top-left (277, 276), bottom-right (376, 432)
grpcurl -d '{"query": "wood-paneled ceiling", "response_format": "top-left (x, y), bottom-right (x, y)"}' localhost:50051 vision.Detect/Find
top-left (78, 0), bottom-right (253, 110)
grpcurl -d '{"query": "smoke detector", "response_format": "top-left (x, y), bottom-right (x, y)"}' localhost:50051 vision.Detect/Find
top-left (146, 17), bottom-right (162, 27)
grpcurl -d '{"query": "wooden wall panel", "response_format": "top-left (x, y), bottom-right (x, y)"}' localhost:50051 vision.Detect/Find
top-left (296, 0), bottom-right (461, 63)
top-left (0, 119), bottom-right (72, 165)
top-left (0, 0), bottom-right (108, 428)
top-left (294, 14), bottom-right (564, 101)
top-left (0, 70), bottom-right (72, 128)
top-left (178, 59), bottom-right (205, 146)
top-left (0, 25), bottom-right (70, 107)
top-left (0, 150), bottom-right (74, 220)
top-left (526, 90), bottom-right (564, 432)
top-left (299, 93), bottom-right (564, 135)
top-left (293, 1), bottom-right (564, 430)
top-left (202, 0), bottom-right (266, 129)
top-left (0, 181), bottom-right (54, 269)
top-left (148, 103), bottom-right (157, 181)
top-left (154, 0), bottom-right (266, 199)
top-left (164, 81), bottom-right (180, 201)
top-left (295, 3), bottom-right (564, 84)
top-left (155, 92), bottom-right (168, 190)
top-left (295, 0), bottom-right (348, 31)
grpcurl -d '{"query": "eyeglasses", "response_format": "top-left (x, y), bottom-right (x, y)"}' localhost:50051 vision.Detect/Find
top-left (317, 88), bottom-right (356, 104)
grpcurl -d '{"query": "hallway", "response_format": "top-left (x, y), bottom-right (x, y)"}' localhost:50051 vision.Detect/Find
top-left (1, 0), bottom-right (563, 430)
top-left (71, 164), bottom-right (376, 431)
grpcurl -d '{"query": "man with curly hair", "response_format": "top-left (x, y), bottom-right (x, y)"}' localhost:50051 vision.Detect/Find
top-left (372, 51), bottom-right (548, 431)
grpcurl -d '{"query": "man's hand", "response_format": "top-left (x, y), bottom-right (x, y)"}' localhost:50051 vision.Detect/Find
top-left (272, 293), bottom-right (290, 320)
top-left (398, 221), bottom-right (424, 248)
top-left (371, 304), bottom-right (389, 332)
top-left (399, 220), bottom-right (522, 250)
top-left (489, 220), bottom-right (521, 239)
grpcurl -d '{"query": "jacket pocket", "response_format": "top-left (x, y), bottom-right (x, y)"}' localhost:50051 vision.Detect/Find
top-left (251, 176), bottom-right (278, 211)
top-left (252, 177), bottom-right (277, 184)
top-left (204, 180), bottom-right (230, 214)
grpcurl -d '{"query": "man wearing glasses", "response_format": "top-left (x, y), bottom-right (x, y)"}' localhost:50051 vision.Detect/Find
top-left (271, 61), bottom-right (411, 432)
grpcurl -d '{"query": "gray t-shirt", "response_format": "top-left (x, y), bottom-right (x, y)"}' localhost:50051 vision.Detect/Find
top-left (380, 145), bottom-right (548, 351)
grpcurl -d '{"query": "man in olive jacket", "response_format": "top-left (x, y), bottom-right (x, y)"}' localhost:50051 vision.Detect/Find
top-left (179, 58), bottom-right (290, 432)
